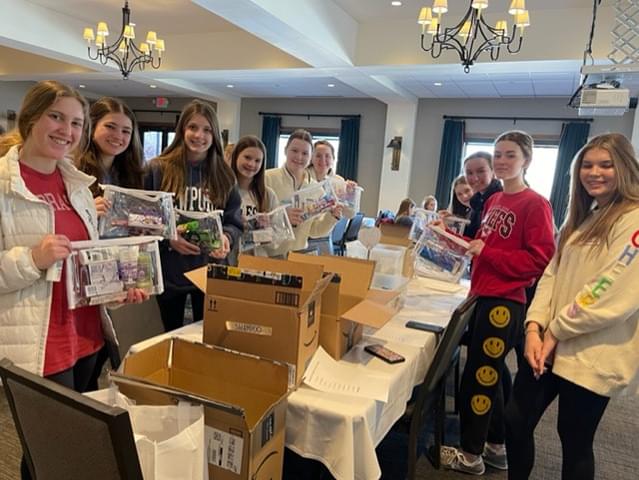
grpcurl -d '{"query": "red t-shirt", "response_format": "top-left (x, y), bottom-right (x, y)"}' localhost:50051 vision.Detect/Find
top-left (469, 188), bottom-right (556, 303)
top-left (20, 163), bottom-right (103, 375)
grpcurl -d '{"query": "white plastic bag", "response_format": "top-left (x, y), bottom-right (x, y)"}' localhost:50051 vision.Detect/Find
top-left (85, 387), bottom-right (207, 480)
top-left (329, 177), bottom-right (363, 214)
top-left (100, 185), bottom-right (177, 240)
top-left (241, 205), bottom-right (295, 252)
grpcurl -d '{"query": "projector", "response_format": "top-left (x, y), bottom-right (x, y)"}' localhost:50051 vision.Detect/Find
top-left (578, 87), bottom-right (630, 116)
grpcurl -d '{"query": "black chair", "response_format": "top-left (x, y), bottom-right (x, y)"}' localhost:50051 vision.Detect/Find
top-left (0, 359), bottom-right (143, 480)
top-left (330, 217), bottom-right (350, 255)
top-left (392, 295), bottom-right (478, 480)
top-left (344, 212), bottom-right (364, 243)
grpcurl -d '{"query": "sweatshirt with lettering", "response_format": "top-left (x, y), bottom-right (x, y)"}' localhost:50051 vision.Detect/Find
top-left (144, 158), bottom-right (243, 291)
top-left (469, 188), bottom-right (556, 303)
top-left (526, 206), bottom-right (639, 397)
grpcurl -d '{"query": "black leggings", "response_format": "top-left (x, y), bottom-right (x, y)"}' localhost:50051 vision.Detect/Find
top-left (155, 289), bottom-right (204, 332)
top-left (505, 361), bottom-right (609, 480)
top-left (459, 297), bottom-right (524, 454)
top-left (21, 351), bottom-right (100, 480)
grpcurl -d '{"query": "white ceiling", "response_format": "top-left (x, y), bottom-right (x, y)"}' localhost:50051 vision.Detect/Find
top-left (0, 0), bottom-right (625, 100)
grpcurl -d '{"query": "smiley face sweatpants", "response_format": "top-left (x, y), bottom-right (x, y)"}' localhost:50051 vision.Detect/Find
top-left (459, 296), bottom-right (524, 455)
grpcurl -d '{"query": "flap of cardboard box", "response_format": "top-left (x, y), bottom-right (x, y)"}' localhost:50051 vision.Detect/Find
top-left (115, 338), bottom-right (289, 430)
top-left (379, 223), bottom-right (412, 247)
top-left (299, 272), bottom-right (334, 311)
top-left (366, 288), bottom-right (402, 307)
top-left (184, 265), bottom-right (207, 293)
top-left (238, 254), bottom-right (324, 289)
top-left (287, 253), bottom-right (375, 299)
top-left (341, 299), bottom-right (396, 329)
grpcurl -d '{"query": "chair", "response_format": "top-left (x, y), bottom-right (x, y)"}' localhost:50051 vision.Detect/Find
top-left (344, 212), bottom-right (364, 243)
top-left (0, 359), bottom-right (143, 480)
top-left (330, 217), bottom-right (350, 255)
top-left (392, 295), bottom-right (478, 480)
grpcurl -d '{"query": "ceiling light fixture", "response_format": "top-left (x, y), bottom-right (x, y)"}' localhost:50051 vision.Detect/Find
top-left (78, 84), bottom-right (86, 89)
top-left (226, 84), bottom-right (234, 88)
top-left (82, 1), bottom-right (165, 79)
top-left (418, 0), bottom-right (530, 73)
top-left (433, 82), bottom-right (443, 86)
top-left (149, 84), bottom-right (157, 89)
top-left (391, 1), bottom-right (403, 6)
top-left (327, 83), bottom-right (336, 87)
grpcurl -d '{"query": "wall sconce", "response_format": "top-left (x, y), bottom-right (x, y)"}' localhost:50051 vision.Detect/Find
top-left (386, 136), bottom-right (402, 171)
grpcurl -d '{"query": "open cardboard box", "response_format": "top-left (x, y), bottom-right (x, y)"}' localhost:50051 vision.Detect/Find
top-left (288, 253), bottom-right (397, 359)
top-left (111, 337), bottom-right (289, 480)
top-left (185, 256), bottom-right (332, 386)
top-left (379, 223), bottom-right (415, 278)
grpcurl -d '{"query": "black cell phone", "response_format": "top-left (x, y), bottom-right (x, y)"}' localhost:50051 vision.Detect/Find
top-left (364, 344), bottom-right (405, 364)
top-left (405, 321), bottom-right (445, 335)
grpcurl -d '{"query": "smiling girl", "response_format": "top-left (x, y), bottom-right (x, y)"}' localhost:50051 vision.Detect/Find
top-left (464, 151), bottom-right (503, 238)
top-left (231, 135), bottom-right (278, 217)
top-left (505, 133), bottom-right (639, 480)
top-left (77, 97), bottom-right (143, 214)
top-left (265, 129), bottom-right (341, 255)
top-left (440, 131), bottom-right (556, 475)
top-left (144, 99), bottom-right (242, 332)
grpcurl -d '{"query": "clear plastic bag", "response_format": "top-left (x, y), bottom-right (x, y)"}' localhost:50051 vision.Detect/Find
top-left (99, 185), bottom-right (177, 240)
top-left (65, 236), bottom-right (164, 309)
top-left (414, 225), bottom-right (470, 283)
top-left (443, 215), bottom-right (471, 235)
top-left (175, 209), bottom-right (224, 253)
top-left (409, 208), bottom-right (440, 243)
top-left (291, 180), bottom-right (338, 221)
top-left (329, 177), bottom-right (363, 213)
top-left (241, 205), bottom-right (295, 252)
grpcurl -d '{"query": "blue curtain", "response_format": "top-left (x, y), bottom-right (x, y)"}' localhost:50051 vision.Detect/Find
top-left (337, 117), bottom-right (360, 181)
top-left (435, 119), bottom-right (465, 208)
top-left (550, 122), bottom-right (590, 225)
top-left (261, 116), bottom-right (281, 169)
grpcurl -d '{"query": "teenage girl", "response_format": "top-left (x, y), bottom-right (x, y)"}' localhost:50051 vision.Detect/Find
top-left (505, 133), bottom-right (639, 480)
top-left (144, 99), bottom-right (242, 332)
top-left (440, 131), bottom-right (556, 475)
top-left (230, 135), bottom-right (278, 217)
top-left (265, 129), bottom-right (341, 255)
top-left (445, 175), bottom-right (473, 219)
top-left (0, 80), bottom-right (145, 479)
top-left (308, 140), bottom-right (344, 182)
top-left (77, 97), bottom-right (143, 214)
top-left (77, 96), bottom-right (145, 387)
top-left (464, 151), bottom-right (503, 238)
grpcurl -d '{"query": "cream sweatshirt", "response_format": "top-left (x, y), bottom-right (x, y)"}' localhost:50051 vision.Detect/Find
top-left (265, 166), bottom-right (337, 255)
top-left (526, 206), bottom-right (639, 397)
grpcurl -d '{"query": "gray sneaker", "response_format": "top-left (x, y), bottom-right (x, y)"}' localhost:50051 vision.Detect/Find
top-left (482, 444), bottom-right (508, 470)
top-left (440, 446), bottom-right (486, 475)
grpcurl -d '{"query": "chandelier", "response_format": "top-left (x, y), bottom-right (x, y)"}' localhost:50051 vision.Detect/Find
top-left (82, 1), bottom-right (165, 79)
top-left (418, 0), bottom-right (530, 73)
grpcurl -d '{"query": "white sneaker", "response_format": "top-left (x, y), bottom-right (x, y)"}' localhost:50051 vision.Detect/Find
top-left (440, 446), bottom-right (486, 475)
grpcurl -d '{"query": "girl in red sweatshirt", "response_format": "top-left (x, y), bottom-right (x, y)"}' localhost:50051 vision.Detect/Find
top-left (440, 130), bottom-right (556, 475)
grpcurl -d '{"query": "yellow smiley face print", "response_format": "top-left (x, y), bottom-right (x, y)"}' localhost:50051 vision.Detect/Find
top-left (471, 394), bottom-right (492, 415)
top-left (489, 306), bottom-right (510, 328)
top-left (475, 365), bottom-right (498, 387)
top-left (483, 337), bottom-right (505, 358)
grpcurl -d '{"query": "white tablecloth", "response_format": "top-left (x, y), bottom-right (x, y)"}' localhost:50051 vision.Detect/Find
top-left (125, 276), bottom-right (468, 480)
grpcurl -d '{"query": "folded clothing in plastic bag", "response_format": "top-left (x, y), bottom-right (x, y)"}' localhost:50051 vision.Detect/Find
top-left (415, 225), bottom-right (470, 283)
top-left (241, 205), bottom-right (295, 252)
top-left (65, 236), bottom-right (164, 309)
top-left (175, 209), bottom-right (224, 252)
top-left (99, 185), bottom-right (177, 240)
top-left (329, 177), bottom-right (363, 213)
top-left (291, 179), bottom-right (338, 221)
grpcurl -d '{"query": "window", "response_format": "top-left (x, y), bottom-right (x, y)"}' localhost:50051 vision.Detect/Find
top-left (276, 134), bottom-right (340, 169)
top-left (464, 141), bottom-right (559, 200)
top-left (140, 126), bottom-right (176, 162)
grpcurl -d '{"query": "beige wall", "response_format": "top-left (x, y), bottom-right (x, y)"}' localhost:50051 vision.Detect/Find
top-left (409, 97), bottom-right (635, 204)
top-left (239, 97), bottom-right (387, 216)
top-left (0, 81), bottom-right (35, 130)
top-left (119, 97), bottom-right (215, 126)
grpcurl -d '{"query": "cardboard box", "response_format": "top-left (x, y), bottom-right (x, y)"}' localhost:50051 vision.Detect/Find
top-left (287, 253), bottom-right (396, 359)
top-left (186, 256), bottom-right (332, 385)
top-left (379, 224), bottom-right (415, 278)
top-left (111, 338), bottom-right (289, 480)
